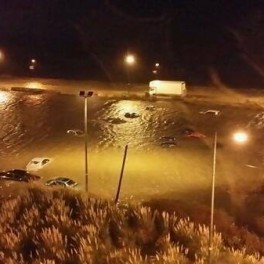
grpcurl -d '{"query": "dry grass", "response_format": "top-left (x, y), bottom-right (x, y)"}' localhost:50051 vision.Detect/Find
top-left (0, 186), bottom-right (263, 263)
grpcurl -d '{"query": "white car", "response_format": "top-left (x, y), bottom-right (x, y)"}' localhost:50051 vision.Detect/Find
top-left (45, 177), bottom-right (78, 188)
top-left (26, 157), bottom-right (52, 171)
top-left (67, 129), bottom-right (84, 136)
top-left (199, 109), bottom-right (220, 116)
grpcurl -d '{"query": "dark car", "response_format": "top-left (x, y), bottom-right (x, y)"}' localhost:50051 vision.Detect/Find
top-left (159, 136), bottom-right (177, 142)
top-left (0, 169), bottom-right (41, 182)
top-left (45, 177), bottom-right (78, 188)
top-left (159, 136), bottom-right (178, 148)
top-left (181, 128), bottom-right (206, 138)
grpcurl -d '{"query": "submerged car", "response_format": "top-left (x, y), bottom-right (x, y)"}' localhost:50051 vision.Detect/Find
top-left (67, 129), bottom-right (84, 136)
top-left (45, 177), bottom-right (78, 188)
top-left (0, 169), bottom-right (40, 182)
top-left (159, 136), bottom-right (178, 148)
top-left (124, 112), bottom-right (139, 118)
top-left (199, 109), bottom-right (220, 116)
top-left (160, 141), bottom-right (178, 148)
top-left (145, 105), bottom-right (156, 111)
top-left (26, 157), bottom-right (52, 171)
top-left (159, 136), bottom-right (177, 142)
top-left (182, 128), bottom-right (206, 139)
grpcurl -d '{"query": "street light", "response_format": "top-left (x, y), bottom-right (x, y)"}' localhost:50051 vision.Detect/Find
top-left (79, 90), bottom-right (94, 192)
top-left (125, 54), bottom-right (135, 65)
top-left (232, 131), bottom-right (248, 143)
top-left (124, 53), bottom-right (136, 85)
top-left (29, 59), bottom-right (37, 71)
top-left (152, 62), bottom-right (160, 77)
top-left (0, 50), bottom-right (4, 61)
top-left (208, 129), bottom-right (248, 263)
top-left (0, 50), bottom-right (5, 75)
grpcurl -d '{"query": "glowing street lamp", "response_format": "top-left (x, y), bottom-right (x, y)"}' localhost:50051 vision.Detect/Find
top-left (0, 50), bottom-right (5, 74)
top-left (125, 54), bottom-right (136, 65)
top-left (232, 131), bottom-right (248, 144)
top-left (152, 62), bottom-right (160, 77)
top-left (0, 50), bottom-right (4, 61)
top-left (208, 129), bottom-right (248, 263)
top-left (29, 59), bottom-right (37, 72)
top-left (124, 53), bottom-right (136, 86)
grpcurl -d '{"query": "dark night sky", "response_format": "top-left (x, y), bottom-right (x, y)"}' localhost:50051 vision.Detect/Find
top-left (0, 0), bottom-right (264, 86)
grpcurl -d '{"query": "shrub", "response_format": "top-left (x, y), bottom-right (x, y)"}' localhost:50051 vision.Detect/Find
top-left (0, 186), bottom-right (263, 263)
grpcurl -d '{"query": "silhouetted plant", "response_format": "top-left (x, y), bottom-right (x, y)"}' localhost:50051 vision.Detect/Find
top-left (0, 186), bottom-right (264, 263)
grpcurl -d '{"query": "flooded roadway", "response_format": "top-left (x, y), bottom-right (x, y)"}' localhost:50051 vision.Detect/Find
top-left (0, 85), bottom-right (262, 203)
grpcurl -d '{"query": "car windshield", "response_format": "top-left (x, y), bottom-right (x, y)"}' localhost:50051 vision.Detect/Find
top-left (67, 180), bottom-right (75, 185)
top-left (42, 159), bottom-right (50, 165)
top-left (11, 170), bottom-right (26, 175)
top-left (55, 182), bottom-right (63, 185)
top-left (11, 174), bottom-right (24, 179)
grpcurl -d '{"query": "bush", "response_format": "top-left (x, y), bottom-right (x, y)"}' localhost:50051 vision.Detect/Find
top-left (0, 186), bottom-right (263, 263)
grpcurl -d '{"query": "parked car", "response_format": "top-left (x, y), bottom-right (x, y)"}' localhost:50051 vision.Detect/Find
top-left (0, 169), bottom-right (40, 182)
top-left (145, 105), bottom-right (156, 111)
top-left (124, 112), bottom-right (140, 118)
top-left (199, 109), bottom-right (220, 116)
top-left (67, 129), bottom-right (83, 136)
top-left (182, 128), bottom-right (206, 138)
top-left (26, 157), bottom-right (52, 171)
top-left (45, 177), bottom-right (78, 188)
top-left (160, 141), bottom-right (178, 148)
top-left (159, 136), bottom-right (177, 142)
top-left (159, 136), bottom-right (178, 148)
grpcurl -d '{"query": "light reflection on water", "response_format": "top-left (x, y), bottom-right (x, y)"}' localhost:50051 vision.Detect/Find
top-left (0, 90), bottom-right (258, 200)
top-left (99, 100), bottom-right (156, 149)
top-left (0, 91), bottom-right (192, 171)
top-left (0, 92), bottom-right (164, 158)
top-left (0, 91), bottom-right (13, 105)
top-left (24, 81), bottom-right (43, 89)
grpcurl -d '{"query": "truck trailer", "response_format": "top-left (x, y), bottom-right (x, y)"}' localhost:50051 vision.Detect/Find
top-left (149, 80), bottom-right (187, 97)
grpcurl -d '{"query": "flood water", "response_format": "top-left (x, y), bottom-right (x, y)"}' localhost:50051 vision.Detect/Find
top-left (0, 86), bottom-right (262, 202)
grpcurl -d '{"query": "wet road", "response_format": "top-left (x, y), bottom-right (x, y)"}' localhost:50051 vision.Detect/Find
top-left (0, 86), bottom-right (262, 202)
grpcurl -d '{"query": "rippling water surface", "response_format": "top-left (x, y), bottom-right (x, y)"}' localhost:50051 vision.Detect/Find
top-left (0, 91), bottom-right (196, 152)
top-left (0, 89), bottom-right (261, 200)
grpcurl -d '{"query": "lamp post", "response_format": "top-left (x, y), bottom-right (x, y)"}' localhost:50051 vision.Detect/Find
top-left (79, 90), bottom-right (94, 192)
top-left (208, 130), bottom-right (248, 263)
top-left (29, 58), bottom-right (37, 74)
top-left (0, 50), bottom-right (4, 61)
top-left (124, 53), bottom-right (136, 85)
top-left (208, 131), bottom-right (217, 263)
top-left (152, 62), bottom-right (160, 77)
top-left (0, 50), bottom-right (5, 75)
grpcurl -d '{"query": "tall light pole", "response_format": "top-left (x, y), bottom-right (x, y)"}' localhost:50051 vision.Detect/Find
top-left (124, 53), bottom-right (136, 85)
top-left (79, 90), bottom-right (94, 192)
top-left (208, 130), bottom-right (248, 263)
top-left (208, 131), bottom-right (217, 264)
top-left (0, 50), bottom-right (4, 61)
top-left (0, 50), bottom-right (4, 73)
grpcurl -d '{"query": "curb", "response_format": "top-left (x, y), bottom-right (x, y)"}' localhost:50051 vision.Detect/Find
top-left (10, 87), bottom-right (61, 94)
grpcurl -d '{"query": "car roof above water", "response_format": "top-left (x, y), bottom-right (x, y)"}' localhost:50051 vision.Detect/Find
top-left (8, 169), bottom-right (27, 174)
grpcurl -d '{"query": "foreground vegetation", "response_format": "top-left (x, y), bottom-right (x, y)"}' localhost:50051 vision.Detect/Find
top-left (0, 185), bottom-right (264, 264)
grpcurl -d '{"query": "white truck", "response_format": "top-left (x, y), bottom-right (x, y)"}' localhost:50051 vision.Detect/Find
top-left (148, 80), bottom-right (187, 97)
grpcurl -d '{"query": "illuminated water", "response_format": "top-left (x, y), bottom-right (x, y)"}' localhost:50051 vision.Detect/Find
top-left (0, 84), bottom-right (262, 201)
